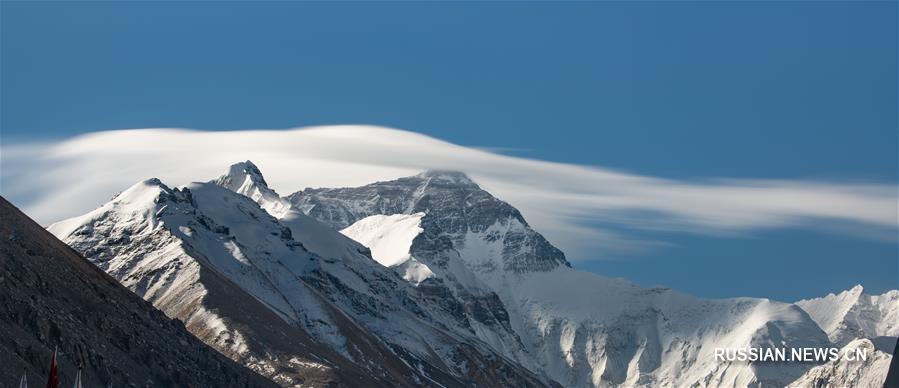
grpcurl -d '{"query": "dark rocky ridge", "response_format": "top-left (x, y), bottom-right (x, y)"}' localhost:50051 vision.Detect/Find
top-left (0, 196), bottom-right (277, 388)
top-left (886, 338), bottom-right (899, 387)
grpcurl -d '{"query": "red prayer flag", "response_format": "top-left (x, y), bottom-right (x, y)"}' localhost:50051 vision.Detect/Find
top-left (45, 347), bottom-right (58, 388)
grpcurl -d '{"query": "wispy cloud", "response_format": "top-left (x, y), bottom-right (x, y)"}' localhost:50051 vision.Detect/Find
top-left (468, 146), bottom-right (533, 155)
top-left (2, 126), bottom-right (895, 260)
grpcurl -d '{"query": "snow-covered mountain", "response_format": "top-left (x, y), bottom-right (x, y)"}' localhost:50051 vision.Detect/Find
top-left (286, 169), bottom-right (854, 387)
top-left (47, 161), bottom-right (895, 387)
top-left (787, 338), bottom-right (892, 388)
top-left (49, 162), bottom-right (553, 387)
top-left (796, 285), bottom-right (899, 348)
top-left (213, 162), bottom-right (551, 384)
top-left (48, 179), bottom-right (390, 386)
top-left (287, 170), bottom-right (569, 277)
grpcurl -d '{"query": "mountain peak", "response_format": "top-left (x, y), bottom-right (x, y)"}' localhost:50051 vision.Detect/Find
top-left (216, 160), bottom-right (269, 189)
top-left (795, 283), bottom-right (899, 346)
top-left (211, 160), bottom-right (276, 195)
top-left (288, 169), bottom-right (570, 276)
top-left (143, 177), bottom-right (165, 186)
top-left (211, 161), bottom-right (291, 217)
top-left (113, 177), bottom-right (174, 205)
top-left (415, 170), bottom-right (476, 186)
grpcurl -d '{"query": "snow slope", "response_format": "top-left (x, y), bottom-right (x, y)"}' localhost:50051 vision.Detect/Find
top-left (512, 268), bottom-right (832, 387)
top-left (340, 213), bottom-right (435, 284)
top-left (796, 285), bottom-right (899, 347)
top-left (787, 339), bottom-right (892, 388)
top-left (48, 180), bottom-right (395, 386)
top-left (341, 213), bottom-right (424, 267)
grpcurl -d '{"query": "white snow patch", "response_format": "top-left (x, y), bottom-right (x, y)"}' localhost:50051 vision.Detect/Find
top-left (340, 213), bottom-right (434, 284)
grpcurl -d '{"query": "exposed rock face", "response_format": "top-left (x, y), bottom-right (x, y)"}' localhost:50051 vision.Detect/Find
top-left (287, 170), bottom-right (569, 275)
top-left (0, 196), bottom-right (276, 388)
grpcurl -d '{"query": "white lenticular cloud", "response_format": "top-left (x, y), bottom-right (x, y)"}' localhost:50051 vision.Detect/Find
top-left (1, 125), bottom-right (896, 260)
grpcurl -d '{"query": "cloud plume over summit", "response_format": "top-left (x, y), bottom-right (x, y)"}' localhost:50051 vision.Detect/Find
top-left (2, 126), bottom-right (896, 260)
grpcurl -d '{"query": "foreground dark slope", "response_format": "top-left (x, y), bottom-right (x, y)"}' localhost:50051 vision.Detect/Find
top-left (886, 339), bottom-right (899, 387)
top-left (0, 196), bottom-right (277, 388)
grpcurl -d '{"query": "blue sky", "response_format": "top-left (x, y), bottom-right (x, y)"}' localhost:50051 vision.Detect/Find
top-left (1, 2), bottom-right (896, 300)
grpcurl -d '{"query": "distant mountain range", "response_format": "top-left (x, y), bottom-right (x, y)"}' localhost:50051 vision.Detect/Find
top-left (10, 160), bottom-right (891, 387)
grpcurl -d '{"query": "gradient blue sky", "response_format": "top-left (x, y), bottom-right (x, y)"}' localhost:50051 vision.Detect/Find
top-left (1, 2), bottom-right (896, 300)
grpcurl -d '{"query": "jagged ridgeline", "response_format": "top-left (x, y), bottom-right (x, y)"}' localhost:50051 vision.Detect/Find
top-left (45, 169), bottom-right (551, 387)
top-left (0, 197), bottom-right (276, 387)
top-left (41, 161), bottom-right (897, 387)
